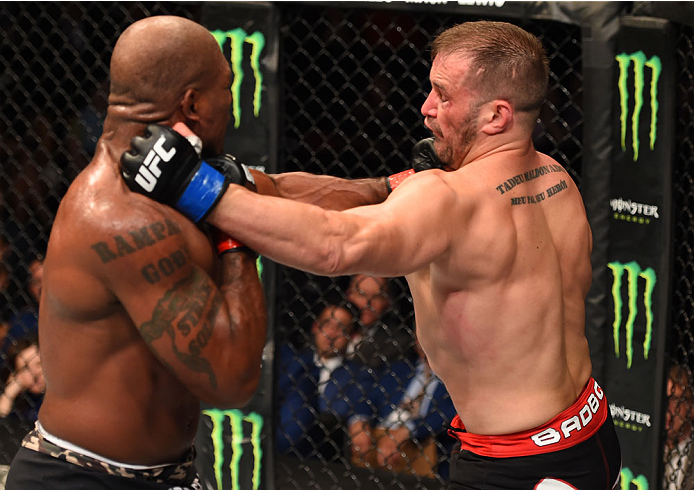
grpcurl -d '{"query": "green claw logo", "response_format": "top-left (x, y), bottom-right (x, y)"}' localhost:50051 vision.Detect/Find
top-left (211, 29), bottom-right (266, 128)
top-left (203, 409), bottom-right (264, 490)
top-left (615, 51), bottom-right (661, 162)
top-left (607, 261), bottom-right (656, 369)
top-left (620, 467), bottom-right (649, 490)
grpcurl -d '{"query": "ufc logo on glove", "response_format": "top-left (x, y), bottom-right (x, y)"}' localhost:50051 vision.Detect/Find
top-left (122, 123), bottom-right (255, 223)
top-left (134, 135), bottom-right (177, 192)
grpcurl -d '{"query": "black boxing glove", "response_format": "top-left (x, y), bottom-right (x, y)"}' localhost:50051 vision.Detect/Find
top-left (387, 137), bottom-right (445, 192)
top-left (411, 137), bottom-right (444, 172)
top-left (121, 123), bottom-right (255, 222)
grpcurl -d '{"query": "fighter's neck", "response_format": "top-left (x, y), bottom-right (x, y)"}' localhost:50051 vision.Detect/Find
top-left (98, 104), bottom-right (175, 163)
top-left (458, 134), bottom-right (535, 169)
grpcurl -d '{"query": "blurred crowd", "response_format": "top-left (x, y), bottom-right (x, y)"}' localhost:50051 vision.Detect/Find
top-left (275, 274), bottom-right (456, 480)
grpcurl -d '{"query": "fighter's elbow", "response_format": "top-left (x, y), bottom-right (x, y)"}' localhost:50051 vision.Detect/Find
top-left (204, 365), bottom-right (262, 409)
top-left (320, 238), bottom-right (346, 276)
top-left (229, 375), bottom-right (262, 408)
top-left (319, 214), bottom-right (371, 276)
top-left (319, 235), bottom-right (362, 277)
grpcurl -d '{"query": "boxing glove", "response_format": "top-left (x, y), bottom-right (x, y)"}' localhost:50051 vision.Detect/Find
top-left (121, 124), bottom-right (255, 222)
top-left (387, 137), bottom-right (445, 192)
top-left (411, 137), bottom-right (444, 172)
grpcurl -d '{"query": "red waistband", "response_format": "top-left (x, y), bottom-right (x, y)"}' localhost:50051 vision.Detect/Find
top-left (447, 377), bottom-right (608, 458)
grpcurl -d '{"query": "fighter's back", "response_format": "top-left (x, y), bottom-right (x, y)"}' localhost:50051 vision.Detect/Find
top-left (37, 148), bottom-right (213, 464)
top-left (410, 149), bottom-right (593, 436)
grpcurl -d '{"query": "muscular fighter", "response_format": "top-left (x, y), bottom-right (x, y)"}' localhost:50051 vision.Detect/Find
top-left (123, 21), bottom-right (622, 489)
top-left (6, 16), bottom-right (393, 490)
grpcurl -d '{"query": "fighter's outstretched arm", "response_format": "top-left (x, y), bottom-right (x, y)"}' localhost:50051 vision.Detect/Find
top-left (207, 171), bottom-right (458, 277)
top-left (123, 124), bottom-right (411, 214)
top-left (119, 124), bottom-right (448, 275)
top-left (251, 170), bottom-right (392, 211)
top-left (249, 138), bottom-right (441, 210)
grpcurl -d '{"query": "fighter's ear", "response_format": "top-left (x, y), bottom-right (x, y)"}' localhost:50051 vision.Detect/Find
top-left (481, 99), bottom-right (513, 135)
top-left (180, 88), bottom-right (201, 123)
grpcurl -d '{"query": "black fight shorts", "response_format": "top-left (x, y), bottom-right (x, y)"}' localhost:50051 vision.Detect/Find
top-left (447, 378), bottom-right (622, 490)
top-left (5, 425), bottom-right (201, 490)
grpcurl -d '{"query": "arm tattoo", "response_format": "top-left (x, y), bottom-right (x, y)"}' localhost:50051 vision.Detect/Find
top-left (91, 219), bottom-right (181, 264)
top-left (139, 267), bottom-right (220, 390)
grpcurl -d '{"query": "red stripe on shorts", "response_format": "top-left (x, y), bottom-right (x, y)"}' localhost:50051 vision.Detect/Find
top-left (448, 377), bottom-right (608, 458)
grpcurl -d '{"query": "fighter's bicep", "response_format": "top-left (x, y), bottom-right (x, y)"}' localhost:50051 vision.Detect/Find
top-left (97, 220), bottom-right (225, 389)
top-left (134, 265), bottom-right (226, 391)
top-left (97, 221), bottom-right (197, 324)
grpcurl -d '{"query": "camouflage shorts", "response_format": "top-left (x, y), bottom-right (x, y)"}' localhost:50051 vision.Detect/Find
top-left (21, 427), bottom-right (199, 487)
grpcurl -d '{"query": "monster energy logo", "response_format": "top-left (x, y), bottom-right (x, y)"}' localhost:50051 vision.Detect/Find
top-left (608, 261), bottom-right (656, 369)
top-left (615, 51), bottom-right (662, 162)
top-left (203, 409), bottom-right (263, 490)
top-left (211, 29), bottom-right (265, 128)
top-left (620, 467), bottom-right (649, 490)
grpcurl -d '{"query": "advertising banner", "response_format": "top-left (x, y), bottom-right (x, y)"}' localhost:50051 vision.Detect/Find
top-left (604, 17), bottom-right (675, 489)
top-left (194, 3), bottom-right (279, 490)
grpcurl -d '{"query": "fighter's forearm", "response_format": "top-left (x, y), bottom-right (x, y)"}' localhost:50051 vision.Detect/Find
top-left (250, 170), bottom-right (390, 211)
top-left (208, 186), bottom-right (357, 277)
top-left (217, 251), bottom-right (268, 404)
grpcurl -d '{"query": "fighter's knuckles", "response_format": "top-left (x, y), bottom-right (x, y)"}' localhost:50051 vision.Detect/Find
top-left (129, 135), bottom-right (148, 155)
top-left (144, 123), bottom-right (160, 138)
top-left (120, 152), bottom-right (135, 173)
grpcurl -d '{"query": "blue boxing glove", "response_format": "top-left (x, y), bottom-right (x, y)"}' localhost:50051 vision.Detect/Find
top-left (120, 123), bottom-right (255, 222)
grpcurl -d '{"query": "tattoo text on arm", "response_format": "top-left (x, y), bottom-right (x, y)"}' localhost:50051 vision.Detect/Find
top-left (138, 267), bottom-right (220, 390)
top-left (90, 219), bottom-right (181, 264)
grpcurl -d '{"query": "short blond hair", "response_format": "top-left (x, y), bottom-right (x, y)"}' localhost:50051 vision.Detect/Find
top-left (432, 21), bottom-right (549, 114)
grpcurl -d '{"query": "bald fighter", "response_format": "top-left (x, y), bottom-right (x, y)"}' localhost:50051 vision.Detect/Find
top-left (5, 16), bottom-right (395, 490)
top-left (123, 21), bottom-right (622, 489)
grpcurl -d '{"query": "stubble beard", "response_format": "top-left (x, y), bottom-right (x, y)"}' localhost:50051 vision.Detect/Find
top-left (435, 111), bottom-right (478, 168)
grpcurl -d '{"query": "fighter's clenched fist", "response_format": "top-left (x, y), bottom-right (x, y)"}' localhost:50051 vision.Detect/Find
top-left (121, 123), bottom-right (255, 222)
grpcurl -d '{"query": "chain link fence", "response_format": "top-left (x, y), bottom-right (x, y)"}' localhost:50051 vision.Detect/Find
top-left (0, 0), bottom-right (200, 468)
top-left (274, 4), bottom-right (582, 489)
top-left (0, 2), bottom-right (692, 490)
top-left (664, 23), bottom-right (694, 490)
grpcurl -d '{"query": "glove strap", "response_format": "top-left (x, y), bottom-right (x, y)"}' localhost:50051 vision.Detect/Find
top-left (387, 169), bottom-right (415, 192)
top-left (175, 161), bottom-right (226, 222)
top-left (213, 229), bottom-right (258, 257)
top-left (217, 236), bottom-right (247, 254)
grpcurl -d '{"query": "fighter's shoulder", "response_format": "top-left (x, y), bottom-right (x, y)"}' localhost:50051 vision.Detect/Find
top-left (56, 178), bottom-right (188, 268)
top-left (394, 168), bottom-right (459, 195)
top-left (391, 169), bottom-right (475, 217)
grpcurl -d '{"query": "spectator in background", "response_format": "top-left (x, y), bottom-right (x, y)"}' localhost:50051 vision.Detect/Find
top-left (2, 253), bottom-right (43, 356)
top-left (0, 336), bottom-right (44, 467)
top-left (663, 363), bottom-right (694, 490)
top-left (276, 304), bottom-right (371, 460)
top-left (349, 342), bottom-right (456, 479)
top-left (74, 79), bottom-right (108, 158)
top-left (0, 337), bottom-right (44, 420)
top-left (0, 255), bottom-right (15, 344)
top-left (347, 274), bottom-right (416, 371)
top-left (26, 258), bottom-right (42, 305)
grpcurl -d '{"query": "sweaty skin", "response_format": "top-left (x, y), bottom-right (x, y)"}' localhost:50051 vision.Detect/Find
top-left (37, 17), bottom-right (267, 465)
top-left (37, 16), bottom-right (389, 466)
top-left (207, 50), bottom-right (594, 436)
